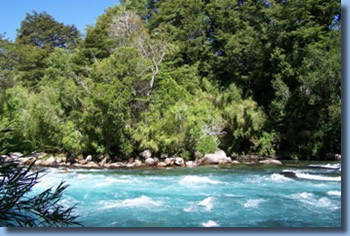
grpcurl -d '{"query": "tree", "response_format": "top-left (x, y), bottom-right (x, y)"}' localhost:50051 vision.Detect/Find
top-left (16, 11), bottom-right (80, 50)
top-left (0, 156), bottom-right (81, 227)
top-left (109, 9), bottom-right (170, 95)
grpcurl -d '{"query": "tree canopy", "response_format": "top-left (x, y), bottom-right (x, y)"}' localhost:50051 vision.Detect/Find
top-left (0, 0), bottom-right (341, 160)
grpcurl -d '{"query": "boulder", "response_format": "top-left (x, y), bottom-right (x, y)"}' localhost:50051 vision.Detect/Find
top-left (153, 157), bottom-right (160, 165)
top-left (160, 153), bottom-right (168, 159)
top-left (73, 163), bottom-right (84, 168)
top-left (46, 156), bottom-right (57, 166)
top-left (0, 155), bottom-right (12, 163)
top-left (232, 160), bottom-right (240, 165)
top-left (134, 160), bottom-right (142, 167)
top-left (140, 150), bottom-right (152, 159)
top-left (185, 161), bottom-right (195, 168)
top-left (259, 158), bottom-right (283, 165)
top-left (85, 155), bottom-right (93, 162)
top-left (335, 154), bottom-right (341, 161)
top-left (30, 152), bottom-right (47, 159)
top-left (145, 158), bottom-right (155, 166)
top-left (35, 160), bottom-right (43, 166)
top-left (9, 152), bottom-right (23, 159)
top-left (99, 157), bottom-right (108, 167)
top-left (22, 157), bottom-right (36, 165)
top-left (126, 162), bottom-right (136, 168)
top-left (85, 162), bottom-right (100, 168)
top-left (204, 150), bottom-right (227, 164)
top-left (164, 158), bottom-right (172, 166)
top-left (157, 162), bottom-right (167, 168)
top-left (175, 157), bottom-right (184, 166)
top-left (56, 158), bottom-right (63, 164)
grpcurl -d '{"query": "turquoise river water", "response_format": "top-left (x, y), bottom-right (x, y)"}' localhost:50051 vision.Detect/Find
top-left (32, 162), bottom-right (341, 227)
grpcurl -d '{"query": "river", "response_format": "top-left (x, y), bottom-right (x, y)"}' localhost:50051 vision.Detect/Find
top-left (31, 162), bottom-right (341, 227)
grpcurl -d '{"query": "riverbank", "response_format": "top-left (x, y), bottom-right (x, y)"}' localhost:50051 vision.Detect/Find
top-left (0, 150), bottom-right (341, 170)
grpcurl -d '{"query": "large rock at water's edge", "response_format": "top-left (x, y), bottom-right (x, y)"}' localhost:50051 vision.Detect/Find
top-left (185, 161), bottom-right (197, 168)
top-left (9, 152), bottom-right (23, 159)
top-left (85, 155), bottom-right (93, 162)
top-left (18, 157), bottom-right (36, 165)
top-left (85, 162), bottom-right (100, 168)
top-left (259, 159), bottom-right (282, 165)
top-left (204, 150), bottom-right (227, 164)
top-left (0, 155), bottom-right (12, 163)
top-left (134, 160), bottom-right (142, 167)
top-left (335, 154), bottom-right (341, 161)
top-left (145, 158), bottom-right (155, 166)
top-left (140, 150), bottom-right (152, 159)
top-left (29, 152), bottom-right (47, 159)
top-left (164, 158), bottom-right (172, 166)
top-left (157, 162), bottom-right (167, 168)
top-left (175, 157), bottom-right (185, 166)
top-left (46, 156), bottom-right (57, 166)
top-left (232, 160), bottom-right (240, 165)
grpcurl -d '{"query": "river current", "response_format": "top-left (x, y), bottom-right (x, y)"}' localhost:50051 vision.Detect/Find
top-left (32, 163), bottom-right (341, 227)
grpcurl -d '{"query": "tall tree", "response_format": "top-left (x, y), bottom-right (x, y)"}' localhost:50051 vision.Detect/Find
top-left (16, 11), bottom-right (80, 49)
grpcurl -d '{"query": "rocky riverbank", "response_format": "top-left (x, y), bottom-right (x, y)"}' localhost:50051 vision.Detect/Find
top-left (0, 149), bottom-right (291, 170)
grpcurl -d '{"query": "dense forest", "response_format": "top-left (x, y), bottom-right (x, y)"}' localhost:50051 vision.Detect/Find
top-left (0, 0), bottom-right (341, 161)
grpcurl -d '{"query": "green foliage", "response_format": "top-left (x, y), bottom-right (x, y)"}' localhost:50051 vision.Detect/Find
top-left (0, 159), bottom-right (81, 227)
top-left (196, 135), bottom-right (218, 155)
top-left (1, 1), bottom-right (340, 160)
top-left (16, 11), bottom-right (80, 49)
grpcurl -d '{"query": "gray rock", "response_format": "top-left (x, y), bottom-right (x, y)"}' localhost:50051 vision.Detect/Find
top-left (157, 162), bottom-right (167, 168)
top-left (85, 155), bottom-right (93, 162)
top-left (175, 157), bottom-right (184, 166)
top-left (232, 160), bottom-right (240, 164)
top-left (185, 161), bottom-right (194, 168)
top-left (29, 152), bottom-right (47, 159)
top-left (99, 157), bottom-right (108, 167)
top-left (145, 158), bottom-right (155, 166)
top-left (85, 162), bottom-right (100, 168)
top-left (0, 155), bottom-right (12, 163)
top-left (35, 160), bottom-right (43, 166)
top-left (126, 162), bottom-right (136, 168)
top-left (56, 158), bottom-right (63, 164)
top-left (164, 158), bottom-right (172, 166)
top-left (9, 152), bottom-right (23, 159)
top-left (160, 153), bottom-right (168, 159)
top-left (153, 157), bottom-right (160, 165)
top-left (335, 154), bottom-right (341, 161)
top-left (18, 157), bottom-right (36, 165)
top-left (46, 156), bottom-right (57, 165)
top-left (204, 150), bottom-right (227, 164)
top-left (259, 159), bottom-right (282, 165)
top-left (134, 160), bottom-right (142, 167)
top-left (140, 150), bottom-right (152, 159)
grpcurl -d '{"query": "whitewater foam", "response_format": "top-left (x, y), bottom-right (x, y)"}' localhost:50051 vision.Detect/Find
top-left (288, 192), bottom-right (339, 210)
top-left (179, 176), bottom-right (220, 185)
top-left (100, 196), bottom-right (162, 209)
top-left (243, 199), bottom-right (266, 208)
top-left (295, 173), bottom-right (341, 182)
top-left (202, 220), bottom-right (219, 227)
top-left (198, 197), bottom-right (214, 212)
top-left (270, 173), bottom-right (293, 182)
top-left (327, 191), bottom-right (341, 196)
top-left (308, 163), bottom-right (341, 169)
